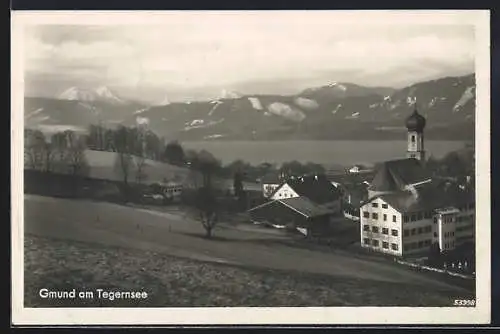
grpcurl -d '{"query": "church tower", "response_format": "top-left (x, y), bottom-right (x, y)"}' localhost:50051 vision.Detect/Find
top-left (405, 104), bottom-right (426, 161)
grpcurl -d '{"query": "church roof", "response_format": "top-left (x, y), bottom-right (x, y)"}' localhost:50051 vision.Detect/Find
top-left (368, 158), bottom-right (431, 192)
top-left (366, 180), bottom-right (474, 213)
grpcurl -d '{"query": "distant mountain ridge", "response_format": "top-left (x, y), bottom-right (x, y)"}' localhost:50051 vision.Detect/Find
top-left (24, 74), bottom-right (475, 141)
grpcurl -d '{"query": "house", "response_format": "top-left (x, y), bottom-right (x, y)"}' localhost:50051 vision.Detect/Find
top-left (248, 197), bottom-right (333, 236)
top-left (260, 172), bottom-right (282, 198)
top-left (269, 174), bottom-right (342, 214)
top-left (248, 174), bottom-right (343, 236)
top-left (359, 106), bottom-right (475, 257)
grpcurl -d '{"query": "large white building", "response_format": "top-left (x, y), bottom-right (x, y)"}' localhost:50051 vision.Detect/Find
top-left (359, 107), bottom-right (475, 257)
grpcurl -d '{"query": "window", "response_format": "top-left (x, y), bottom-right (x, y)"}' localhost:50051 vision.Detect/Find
top-left (411, 228), bottom-right (416, 235)
top-left (418, 241), bottom-right (424, 248)
top-left (382, 228), bottom-right (389, 235)
top-left (433, 217), bottom-right (438, 224)
top-left (372, 213), bottom-right (378, 220)
top-left (417, 227), bottom-right (423, 234)
top-left (372, 239), bottom-right (379, 247)
top-left (411, 135), bottom-right (416, 142)
top-left (382, 241), bottom-right (389, 249)
top-left (372, 226), bottom-right (379, 233)
top-left (382, 204), bottom-right (388, 209)
top-left (424, 240), bottom-right (431, 246)
top-left (425, 226), bottom-right (432, 233)
top-left (383, 214), bottom-right (387, 221)
top-left (363, 224), bottom-right (370, 231)
top-left (393, 215), bottom-right (397, 222)
top-left (391, 243), bottom-right (398, 251)
top-left (424, 211), bottom-right (432, 219)
top-left (404, 229), bottom-right (410, 237)
top-left (363, 211), bottom-right (369, 218)
top-left (452, 231), bottom-right (455, 236)
top-left (391, 229), bottom-right (398, 237)
top-left (411, 214), bottom-right (416, 222)
top-left (433, 232), bottom-right (438, 238)
top-left (417, 212), bottom-right (423, 220)
top-left (372, 203), bottom-right (378, 208)
top-left (363, 238), bottom-right (370, 245)
top-left (403, 215), bottom-right (409, 223)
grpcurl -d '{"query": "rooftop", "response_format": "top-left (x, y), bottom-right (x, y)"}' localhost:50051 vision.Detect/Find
top-left (285, 174), bottom-right (342, 205)
top-left (369, 158), bottom-right (430, 192)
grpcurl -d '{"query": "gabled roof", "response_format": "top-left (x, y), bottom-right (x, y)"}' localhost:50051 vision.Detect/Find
top-left (248, 196), bottom-right (333, 218)
top-left (279, 197), bottom-right (333, 217)
top-left (368, 158), bottom-right (430, 192)
top-left (363, 179), bottom-right (474, 213)
top-left (284, 174), bottom-right (342, 204)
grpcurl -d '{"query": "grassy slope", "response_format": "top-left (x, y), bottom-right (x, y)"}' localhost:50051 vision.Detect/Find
top-left (25, 235), bottom-right (473, 307)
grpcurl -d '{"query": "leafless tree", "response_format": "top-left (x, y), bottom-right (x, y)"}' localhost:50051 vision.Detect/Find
top-left (113, 126), bottom-right (134, 187)
top-left (195, 186), bottom-right (218, 238)
top-left (24, 129), bottom-right (46, 171)
top-left (65, 130), bottom-right (89, 177)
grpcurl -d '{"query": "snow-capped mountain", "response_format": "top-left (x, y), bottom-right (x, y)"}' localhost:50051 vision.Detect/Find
top-left (58, 86), bottom-right (128, 105)
top-left (26, 74), bottom-right (475, 141)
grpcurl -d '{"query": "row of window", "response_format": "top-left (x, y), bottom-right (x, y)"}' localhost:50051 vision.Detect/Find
top-left (402, 211), bottom-right (433, 223)
top-left (403, 225), bottom-right (432, 237)
top-left (371, 203), bottom-right (389, 209)
top-left (362, 212), bottom-right (397, 222)
top-left (363, 225), bottom-right (399, 236)
top-left (403, 239), bottom-right (432, 251)
top-left (363, 238), bottom-right (399, 251)
top-left (443, 231), bottom-right (455, 238)
top-left (443, 241), bottom-right (455, 249)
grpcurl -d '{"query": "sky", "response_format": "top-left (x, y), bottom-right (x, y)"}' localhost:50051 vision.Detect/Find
top-left (23, 12), bottom-right (476, 103)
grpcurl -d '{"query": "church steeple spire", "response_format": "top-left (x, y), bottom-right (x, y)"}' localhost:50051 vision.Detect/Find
top-left (405, 102), bottom-right (426, 161)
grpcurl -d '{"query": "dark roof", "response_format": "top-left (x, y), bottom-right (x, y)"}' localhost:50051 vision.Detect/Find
top-left (369, 158), bottom-right (430, 192)
top-left (248, 196), bottom-right (333, 218)
top-left (285, 174), bottom-right (342, 204)
top-left (279, 197), bottom-right (333, 217)
top-left (366, 180), bottom-right (474, 213)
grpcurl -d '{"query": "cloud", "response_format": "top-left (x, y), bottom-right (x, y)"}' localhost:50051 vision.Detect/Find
top-left (23, 16), bottom-right (475, 100)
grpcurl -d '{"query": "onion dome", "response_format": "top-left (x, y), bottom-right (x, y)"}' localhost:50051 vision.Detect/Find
top-left (405, 106), bottom-right (426, 132)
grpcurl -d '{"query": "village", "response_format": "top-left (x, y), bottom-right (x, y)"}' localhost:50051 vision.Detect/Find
top-left (24, 104), bottom-right (476, 284)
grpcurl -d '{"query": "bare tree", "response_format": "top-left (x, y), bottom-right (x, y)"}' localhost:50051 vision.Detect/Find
top-left (195, 186), bottom-right (218, 238)
top-left (65, 130), bottom-right (89, 177)
top-left (113, 126), bottom-right (134, 186)
top-left (134, 155), bottom-right (148, 184)
top-left (24, 129), bottom-right (46, 171)
top-left (51, 132), bottom-right (68, 172)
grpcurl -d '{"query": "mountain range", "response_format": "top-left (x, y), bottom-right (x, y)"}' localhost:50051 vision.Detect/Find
top-left (24, 74), bottom-right (475, 141)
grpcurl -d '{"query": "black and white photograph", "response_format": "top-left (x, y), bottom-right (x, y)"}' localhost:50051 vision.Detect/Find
top-left (11, 10), bottom-right (490, 325)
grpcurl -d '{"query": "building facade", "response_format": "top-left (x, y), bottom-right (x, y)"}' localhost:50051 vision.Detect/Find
top-left (359, 107), bottom-right (475, 257)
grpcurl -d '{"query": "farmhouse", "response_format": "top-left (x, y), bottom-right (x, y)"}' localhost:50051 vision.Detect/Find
top-left (248, 174), bottom-right (343, 236)
top-left (260, 172), bottom-right (282, 198)
top-left (359, 106), bottom-right (475, 257)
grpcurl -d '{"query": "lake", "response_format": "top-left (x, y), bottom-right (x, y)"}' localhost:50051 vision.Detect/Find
top-left (181, 140), bottom-right (467, 167)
